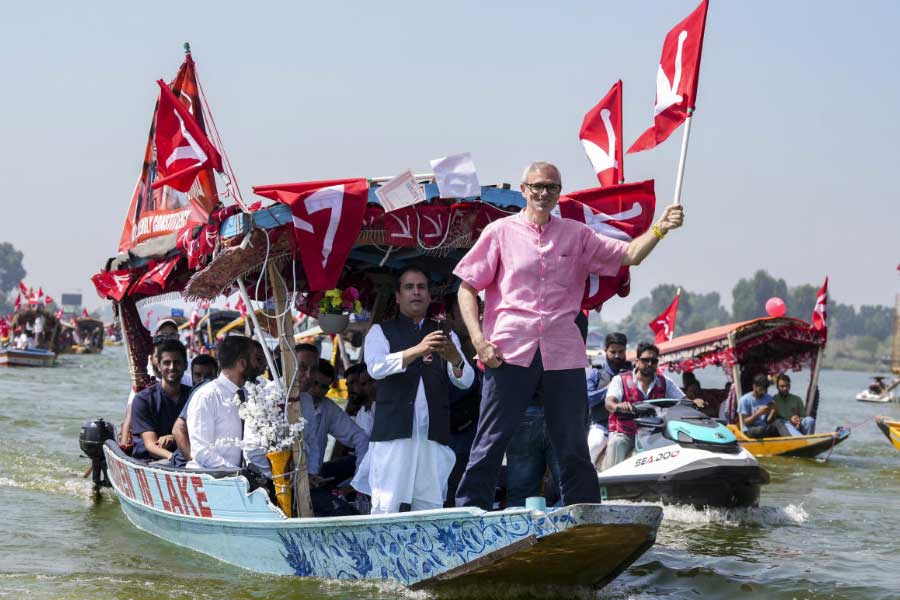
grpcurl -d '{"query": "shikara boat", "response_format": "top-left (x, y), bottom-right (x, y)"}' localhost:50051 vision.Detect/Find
top-left (655, 316), bottom-right (850, 458)
top-left (727, 425), bottom-right (850, 458)
top-left (875, 417), bottom-right (900, 455)
top-left (73, 317), bottom-right (105, 354)
top-left (0, 347), bottom-right (56, 367)
top-left (85, 45), bottom-right (668, 592)
top-left (96, 439), bottom-right (661, 591)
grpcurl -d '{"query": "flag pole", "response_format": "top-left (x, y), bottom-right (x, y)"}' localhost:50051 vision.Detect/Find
top-left (671, 109), bottom-right (694, 205)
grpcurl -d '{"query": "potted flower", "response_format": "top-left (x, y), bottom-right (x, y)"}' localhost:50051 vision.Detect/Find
top-left (317, 287), bottom-right (362, 334)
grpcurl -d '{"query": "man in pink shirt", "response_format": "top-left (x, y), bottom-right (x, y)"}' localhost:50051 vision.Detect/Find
top-left (453, 161), bottom-right (684, 509)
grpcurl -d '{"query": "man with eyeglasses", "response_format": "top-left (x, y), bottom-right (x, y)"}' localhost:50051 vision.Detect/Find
top-left (454, 161), bottom-right (684, 509)
top-left (602, 342), bottom-right (685, 470)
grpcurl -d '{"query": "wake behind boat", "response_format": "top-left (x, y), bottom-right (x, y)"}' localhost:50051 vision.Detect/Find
top-left (597, 399), bottom-right (768, 508)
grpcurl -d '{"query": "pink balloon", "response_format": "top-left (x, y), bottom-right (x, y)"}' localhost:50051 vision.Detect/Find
top-left (765, 297), bottom-right (786, 317)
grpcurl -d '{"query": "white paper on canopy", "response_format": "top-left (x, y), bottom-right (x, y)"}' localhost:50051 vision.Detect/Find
top-left (430, 152), bottom-right (481, 199)
top-left (375, 170), bottom-right (426, 212)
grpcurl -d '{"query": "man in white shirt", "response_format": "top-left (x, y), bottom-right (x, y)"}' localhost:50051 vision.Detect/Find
top-left (186, 336), bottom-right (264, 469)
top-left (352, 266), bottom-right (474, 514)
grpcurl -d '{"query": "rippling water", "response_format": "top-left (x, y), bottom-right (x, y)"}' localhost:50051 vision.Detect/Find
top-left (1, 349), bottom-right (898, 599)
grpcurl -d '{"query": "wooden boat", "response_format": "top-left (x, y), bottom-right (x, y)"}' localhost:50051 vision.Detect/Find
top-left (875, 417), bottom-right (900, 455)
top-left (74, 317), bottom-right (105, 354)
top-left (654, 316), bottom-right (850, 458)
top-left (8, 308), bottom-right (61, 362)
top-left (727, 424), bottom-right (850, 458)
top-left (180, 309), bottom-right (240, 355)
top-left (85, 45), bottom-right (665, 591)
top-left (0, 347), bottom-right (56, 367)
top-left (99, 439), bottom-right (661, 591)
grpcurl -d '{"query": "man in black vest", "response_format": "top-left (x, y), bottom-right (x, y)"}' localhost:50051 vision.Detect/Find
top-left (351, 266), bottom-right (474, 514)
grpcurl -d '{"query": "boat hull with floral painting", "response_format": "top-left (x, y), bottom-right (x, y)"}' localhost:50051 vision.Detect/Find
top-left (102, 441), bottom-right (661, 591)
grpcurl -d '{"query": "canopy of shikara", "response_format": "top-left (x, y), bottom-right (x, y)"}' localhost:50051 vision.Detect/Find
top-left (182, 183), bottom-right (526, 323)
top-left (654, 316), bottom-right (824, 376)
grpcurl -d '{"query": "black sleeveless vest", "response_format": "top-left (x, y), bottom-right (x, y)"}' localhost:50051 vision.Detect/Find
top-left (370, 315), bottom-right (451, 445)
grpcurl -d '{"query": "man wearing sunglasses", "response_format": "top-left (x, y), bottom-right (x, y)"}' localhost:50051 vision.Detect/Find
top-left (454, 161), bottom-right (684, 510)
top-left (602, 342), bottom-right (685, 470)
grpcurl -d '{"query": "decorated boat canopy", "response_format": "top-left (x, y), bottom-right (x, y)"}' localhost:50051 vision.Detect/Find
top-left (656, 316), bottom-right (825, 376)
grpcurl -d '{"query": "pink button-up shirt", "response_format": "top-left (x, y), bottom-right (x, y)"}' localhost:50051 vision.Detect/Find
top-left (454, 212), bottom-right (628, 371)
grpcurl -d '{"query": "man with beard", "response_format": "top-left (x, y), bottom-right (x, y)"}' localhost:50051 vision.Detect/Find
top-left (186, 336), bottom-right (264, 469)
top-left (130, 339), bottom-right (192, 462)
top-left (344, 363), bottom-right (376, 436)
top-left (602, 342), bottom-right (684, 470)
top-left (586, 332), bottom-right (631, 469)
top-left (352, 266), bottom-right (474, 514)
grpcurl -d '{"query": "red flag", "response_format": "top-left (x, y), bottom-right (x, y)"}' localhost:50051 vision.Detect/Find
top-left (628, 0), bottom-right (709, 153)
top-left (649, 290), bottom-right (681, 343)
top-left (151, 80), bottom-right (222, 192)
top-left (580, 80), bottom-right (623, 186)
top-left (0, 317), bottom-right (9, 339)
top-left (130, 257), bottom-right (181, 296)
top-left (91, 269), bottom-right (134, 302)
top-left (559, 180), bottom-right (656, 310)
top-left (14, 294), bottom-right (21, 311)
top-left (37, 287), bottom-right (44, 299)
top-left (254, 178), bottom-right (369, 291)
top-left (811, 276), bottom-right (828, 338)
top-left (81, 308), bottom-right (90, 318)
top-left (43, 295), bottom-right (54, 306)
top-left (235, 295), bottom-right (247, 317)
top-left (18, 281), bottom-right (27, 295)
top-left (118, 52), bottom-right (220, 256)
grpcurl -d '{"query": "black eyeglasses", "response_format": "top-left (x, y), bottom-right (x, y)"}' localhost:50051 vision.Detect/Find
top-left (638, 356), bottom-right (659, 364)
top-left (524, 182), bottom-right (562, 195)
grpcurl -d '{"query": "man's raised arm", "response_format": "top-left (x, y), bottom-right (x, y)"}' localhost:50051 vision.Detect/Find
top-left (622, 204), bottom-right (684, 266)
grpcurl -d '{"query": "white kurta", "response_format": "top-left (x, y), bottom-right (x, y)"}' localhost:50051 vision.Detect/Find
top-left (352, 324), bottom-right (474, 514)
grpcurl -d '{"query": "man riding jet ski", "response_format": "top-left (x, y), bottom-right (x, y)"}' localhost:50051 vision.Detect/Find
top-left (597, 398), bottom-right (769, 508)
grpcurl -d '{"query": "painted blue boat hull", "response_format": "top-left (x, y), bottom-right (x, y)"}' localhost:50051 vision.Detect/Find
top-left (104, 442), bottom-right (661, 590)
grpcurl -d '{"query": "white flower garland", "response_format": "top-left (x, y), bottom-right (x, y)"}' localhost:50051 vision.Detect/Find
top-left (238, 378), bottom-right (307, 453)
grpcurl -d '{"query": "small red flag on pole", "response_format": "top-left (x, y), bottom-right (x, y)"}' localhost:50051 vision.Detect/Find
top-left (811, 277), bottom-right (828, 340)
top-left (649, 289), bottom-right (681, 343)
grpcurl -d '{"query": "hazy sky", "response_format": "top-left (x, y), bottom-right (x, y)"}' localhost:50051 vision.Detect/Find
top-left (1, 1), bottom-right (898, 320)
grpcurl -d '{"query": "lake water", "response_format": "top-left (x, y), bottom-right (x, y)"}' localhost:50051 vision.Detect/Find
top-left (1, 348), bottom-right (898, 599)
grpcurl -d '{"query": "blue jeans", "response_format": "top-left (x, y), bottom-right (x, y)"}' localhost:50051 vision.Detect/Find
top-left (505, 406), bottom-right (561, 507)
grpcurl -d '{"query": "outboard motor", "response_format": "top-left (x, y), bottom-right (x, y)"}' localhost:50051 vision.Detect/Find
top-left (79, 418), bottom-right (116, 492)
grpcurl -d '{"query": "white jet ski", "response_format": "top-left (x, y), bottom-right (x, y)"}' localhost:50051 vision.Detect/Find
top-left (597, 398), bottom-right (769, 508)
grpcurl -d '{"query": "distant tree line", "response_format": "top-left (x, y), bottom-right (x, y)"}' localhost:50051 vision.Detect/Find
top-left (605, 270), bottom-right (894, 345)
top-left (0, 242), bottom-right (26, 315)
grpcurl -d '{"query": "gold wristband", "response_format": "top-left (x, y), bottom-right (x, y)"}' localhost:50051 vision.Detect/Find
top-left (652, 224), bottom-right (666, 240)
